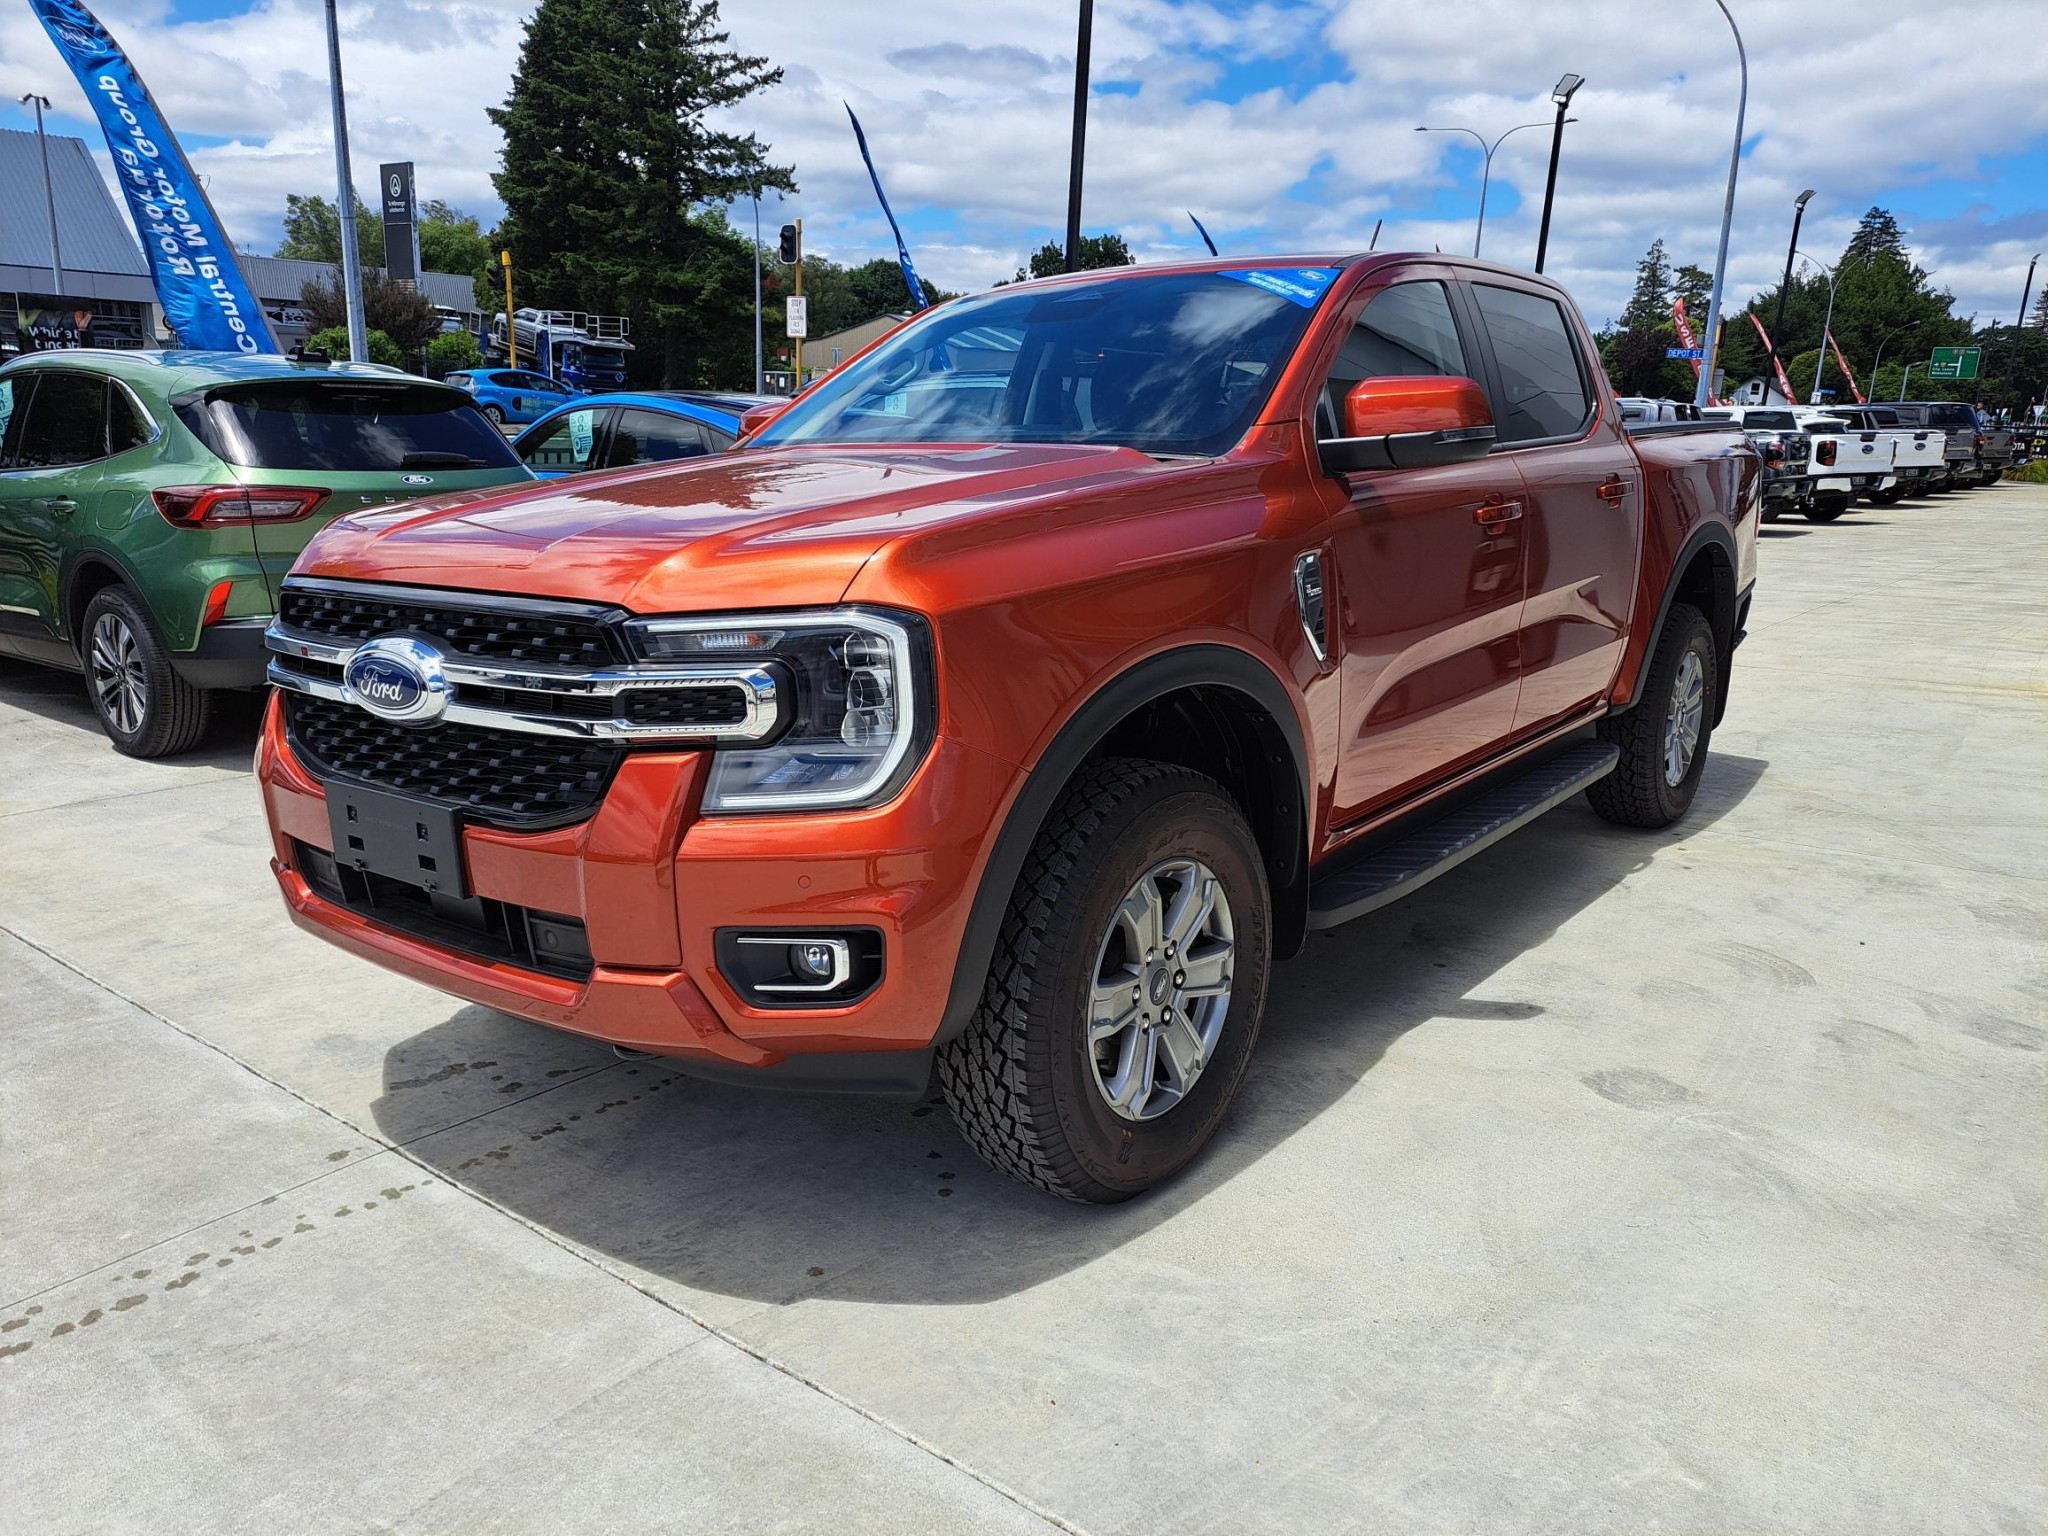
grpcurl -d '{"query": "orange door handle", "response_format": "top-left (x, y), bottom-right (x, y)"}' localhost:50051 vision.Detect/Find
top-left (1474, 499), bottom-right (1524, 530)
top-left (1597, 476), bottom-right (1628, 505)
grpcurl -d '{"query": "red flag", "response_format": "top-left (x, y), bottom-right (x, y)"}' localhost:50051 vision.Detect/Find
top-left (1827, 331), bottom-right (1865, 404)
top-left (1749, 312), bottom-right (1796, 403)
top-left (1670, 298), bottom-right (1706, 394)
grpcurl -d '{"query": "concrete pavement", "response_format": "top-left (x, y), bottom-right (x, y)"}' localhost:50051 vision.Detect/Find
top-left (3, 483), bottom-right (2042, 1534)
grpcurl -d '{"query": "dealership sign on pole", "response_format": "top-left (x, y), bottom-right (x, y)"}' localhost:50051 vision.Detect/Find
top-left (1927, 346), bottom-right (1981, 381)
top-left (785, 295), bottom-right (808, 339)
top-left (380, 162), bottom-right (419, 282)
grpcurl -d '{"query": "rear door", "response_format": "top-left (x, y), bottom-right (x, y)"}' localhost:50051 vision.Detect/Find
top-left (0, 369), bottom-right (108, 647)
top-left (1458, 279), bottom-right (1642, 733)
top-left (603, 409), bottom-right (713, 469)
top-left (516, 404), bottom-right (614, 477)
top-left (1322, 272), bottom-right (1529, 823)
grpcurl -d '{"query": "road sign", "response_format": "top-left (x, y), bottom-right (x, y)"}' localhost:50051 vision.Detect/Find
top-left (785, 295), bottom-right (808, 339)
top-left (1927, 345), bottom-right (1981, 381)
top-left (379, 161), bottom-right (417, 281)
top-left (1666, 346), bottom-right (1704, 360)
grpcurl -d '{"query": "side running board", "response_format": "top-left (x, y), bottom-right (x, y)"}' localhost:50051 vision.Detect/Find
top-left (1307, 741), bottom-right (1621, 930)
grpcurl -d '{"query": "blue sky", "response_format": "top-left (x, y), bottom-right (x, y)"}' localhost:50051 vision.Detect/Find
top-left (2, 0), bottom-right (2044, 328)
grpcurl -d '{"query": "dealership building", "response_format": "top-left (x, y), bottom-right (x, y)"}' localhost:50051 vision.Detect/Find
top-left (2, 127), bottom-right (483, 358)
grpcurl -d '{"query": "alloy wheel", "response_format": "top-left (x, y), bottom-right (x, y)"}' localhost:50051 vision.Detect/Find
top-left (1085, 857), bottom-right (1235, 1123)
top-left (90, 610), bottom-right (148, 737)
top-left (1663, 647), bottom-right (1706, 787)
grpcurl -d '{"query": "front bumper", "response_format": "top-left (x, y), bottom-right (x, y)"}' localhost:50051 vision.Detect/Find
top-left (257, 692), bottom-right (1022, 1071)
top-left (170, 618), bottom-right (272, 689)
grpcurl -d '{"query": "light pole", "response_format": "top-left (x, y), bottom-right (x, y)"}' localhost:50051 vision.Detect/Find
top-left (323, 0), bottom-right (368, 363)
top-left (751, 186), bottom-right (763, 394)
top-left (1413, 118), bottom-right (1562, 259)
top-left (1898, 362), bottom-right (1917, 402)
top-left (2017, 254), bottom-right (2039, 330)
top-left (18, 93), bottom-right (63, 293)
top-left (1797, 251), bottom-right (1839, 405)
top-left (1694, 0), bottom-right (1748, 410)
top-left (1868, 320), bottom-right (1920, 395)
top-left (1064, 0), bottom-right (1094, 272)
top-left (1534, 73), bottom-right (1583, 274)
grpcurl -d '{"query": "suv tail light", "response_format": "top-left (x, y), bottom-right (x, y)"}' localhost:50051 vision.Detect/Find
top-left (1815, 440), bottom-right (1837, 467)
top-left (152, 485), bottom-right (329, 529)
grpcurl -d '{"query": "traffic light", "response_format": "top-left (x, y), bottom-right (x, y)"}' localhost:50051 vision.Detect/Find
top-left (778, 223), bottom-right (800, 265)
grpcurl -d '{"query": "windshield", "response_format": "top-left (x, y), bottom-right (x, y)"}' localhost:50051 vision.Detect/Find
top-left (176, 381), bottom-right (521, 471)
top-left (752, 267), bottom-right (1337, 457)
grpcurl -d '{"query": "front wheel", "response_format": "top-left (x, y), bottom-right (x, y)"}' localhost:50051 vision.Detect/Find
top-left (938, 759), bottom-right (1271, 1203)
top-left (81, 586), bottom-right (211, 758)
top-left (1587, 602), bottom-right (1717, 830)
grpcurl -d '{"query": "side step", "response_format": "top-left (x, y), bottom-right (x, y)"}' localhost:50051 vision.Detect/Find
top-left (1307, 741), bottom-right (1620, 930)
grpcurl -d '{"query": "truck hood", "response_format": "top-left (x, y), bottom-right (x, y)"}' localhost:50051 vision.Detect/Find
top-left (292, 443), bottom-right (1155, 612)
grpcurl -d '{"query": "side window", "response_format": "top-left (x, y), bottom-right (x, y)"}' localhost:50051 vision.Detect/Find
top-left (606, 410), bottom-right (708, 467)
top-left (1470, 284), bottom-right (1591, 443)
top-left (1320, 281), bottom-right (1467, 435)
top-left (108, 382), bottom-right (154, 455)
top-left (519, 407), bottom-right (607, 473)
top-left (13, 372), bottom-right (109, 469)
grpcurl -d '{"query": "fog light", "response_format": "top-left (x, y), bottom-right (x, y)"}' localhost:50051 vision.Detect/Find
top-left (714, 928), bottom-right (884, 1009)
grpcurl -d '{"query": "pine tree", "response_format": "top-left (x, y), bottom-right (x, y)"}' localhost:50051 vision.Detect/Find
top-left (1619, 239), bottom-right (1674, 331)
top-left (2030, 286), bottom-right (2048, 328)
top-left (489, 0), bottom-right (794, 385)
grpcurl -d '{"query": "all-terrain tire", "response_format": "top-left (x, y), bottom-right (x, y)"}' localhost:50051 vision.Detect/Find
top-left (1805, 494), bottom-right (1850, 523)
top-left (80, 585), bottom-right (211, 758)
top-left (937, 758), bottom-right (1271, 1203)
top-left (1587, 602), bottom-right (1717, 830)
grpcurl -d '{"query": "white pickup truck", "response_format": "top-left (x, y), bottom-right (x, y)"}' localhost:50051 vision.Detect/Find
top-left (1829, 405), bottom-right (1947, 501)
top-left (1703, 405), bottom-right (1815, 522)
top-left (1794, 408), bottom-right (1892, 522)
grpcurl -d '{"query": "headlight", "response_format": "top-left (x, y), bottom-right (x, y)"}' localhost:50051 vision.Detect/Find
top-left (625, 608), bottom-right (933, 813)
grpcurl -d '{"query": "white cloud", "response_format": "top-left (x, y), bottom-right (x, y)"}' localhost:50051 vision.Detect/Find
top-left (1, 0), bottom-right (2043, 328)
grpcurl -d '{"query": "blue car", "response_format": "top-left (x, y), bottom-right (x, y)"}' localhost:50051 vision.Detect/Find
top-left (511, 391), bottom-right (775, 478)
top-left (444, 368), bottom-right (579, 427)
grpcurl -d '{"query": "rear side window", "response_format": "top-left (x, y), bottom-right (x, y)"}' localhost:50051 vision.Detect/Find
top-left (175, 382), bottom-right (521, 471)
top-left (1321, 281), bottom-right (1468, 432)
top-left (108, 383), bottom-right (153, 454)
top-left (605, 409), bottom-right (708, 467)
top-left (13, 371), bottom-right (109, 468)
top-left (519, 406), bottom-right (607, 473)
top-left (1471, 284), bottom-right (1591, 443)
top-left (1927, 405), bottom-right (1974, 428)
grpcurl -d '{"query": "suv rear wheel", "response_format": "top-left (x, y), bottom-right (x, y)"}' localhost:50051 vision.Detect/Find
top-left (938, 759), bottom-right (1271, 1202)
top-left (1805, 493), bottom-right (1850, 522)
top-left (81, 586), bottom-right (211, 758)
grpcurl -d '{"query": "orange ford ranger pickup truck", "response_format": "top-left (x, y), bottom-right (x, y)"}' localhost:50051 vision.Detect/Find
top-left (258, 255), bottom-right (1759, 1201)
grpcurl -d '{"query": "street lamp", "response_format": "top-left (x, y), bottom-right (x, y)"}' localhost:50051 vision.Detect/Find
top-left (1868, 320), bottom-right (1920, 395)
top-left (1064, 0), bottom-right (1094, 273)
top-left (322, 0), bottom-right (368, 363)
top-left (1898, 362), bottom-right (1917, 402)
top-left (1693, 0), bottom-right (1749, 410)
top-left (1796, 251), bottom-right (1838, 404)
top-left (1414, 118), bottom-right (1565, 259)
top-left (1534, 73), bottom-right (1583, 274)
top-left (17, 93), bottom-right (63, 293)
top-left (1772, 190), bottom-right (1814, 344)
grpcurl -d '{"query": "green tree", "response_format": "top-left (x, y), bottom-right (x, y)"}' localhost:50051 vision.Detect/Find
top-left (417, 200), bottom-right (497, 307)
top-left (2030, 287), bottom-right (2048, 328)
top-left (306, 325), bottom-right (406, 369)
top-left (426, 329), bottom-right (483, 374)
top-left (1007, 232), bottom-right (1133, 283)
top-left (299, 267), bottom-right (442, 357)
top-left (277, 192), bottom-right (383, 269)
top-left (1600, 238), bottom-right (1695, 397)
top-left (489, 0), bottom-right (796, 387)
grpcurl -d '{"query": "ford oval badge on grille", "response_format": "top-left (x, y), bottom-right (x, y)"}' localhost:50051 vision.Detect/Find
top-left (343, 635), bottom-right (449, 724)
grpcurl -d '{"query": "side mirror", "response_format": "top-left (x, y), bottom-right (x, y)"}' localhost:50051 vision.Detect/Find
top-left (1319, 374), bottom-right (1496, 474)
top-left (737, 401), bottom-right (790, 440)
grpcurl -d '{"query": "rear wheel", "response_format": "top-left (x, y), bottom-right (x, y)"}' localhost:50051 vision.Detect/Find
top-left (81, 586), bottom-right (210, 758)
top-left (483, 404), bottom-right (505, 426)
top-left (938, 759), bottom-right (1271, 1203)
top-left (1805, 493), bottom-right (1850, 523)
top-left (1588, 602), bottom-right (1716, 830)
top-left (1872, 485), bottom-right (1904, 505)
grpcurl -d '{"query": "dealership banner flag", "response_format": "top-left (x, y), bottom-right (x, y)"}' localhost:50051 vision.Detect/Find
top-left (845, 104), bottom-right (929, 311)
top-left (1189, 212), bottom-right (1218, 256)
top-left (1749, 312), bottom-right (1797, 404)
top-left (1670, 298), bottom-right (1707, 395)
top-left (28, 0), bottom-right (279, 353)
top-left (1827, 331), bottom-right (1866, 404)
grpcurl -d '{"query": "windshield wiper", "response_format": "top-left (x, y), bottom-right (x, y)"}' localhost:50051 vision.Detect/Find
top-left (399, 451), bottom-right (486, 468)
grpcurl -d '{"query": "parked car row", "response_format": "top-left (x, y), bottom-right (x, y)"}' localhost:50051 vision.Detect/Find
top-left (1701, 399), bottom-right (2011, 523)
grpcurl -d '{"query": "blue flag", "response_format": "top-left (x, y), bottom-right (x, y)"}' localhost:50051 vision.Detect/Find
top-left (844, 104), bottom-right (929, 311)
top-left (28, 0), bottom-right (279, 354)
top-left (1189, 213), bottom-right (1218, 256)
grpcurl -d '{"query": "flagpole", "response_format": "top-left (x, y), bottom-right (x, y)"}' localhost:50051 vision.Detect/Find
top-left (324, 0), bottom-right (368, 362)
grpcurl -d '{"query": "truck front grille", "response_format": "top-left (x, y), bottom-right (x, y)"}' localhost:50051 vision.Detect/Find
top-left (278, 586), bottom-right (621, 668)
top-left (284, 693), bottom-right (620, 828)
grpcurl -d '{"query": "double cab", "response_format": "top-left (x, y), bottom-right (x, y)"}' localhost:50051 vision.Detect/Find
top-left (258, 255), bottom-right (1759, 1201)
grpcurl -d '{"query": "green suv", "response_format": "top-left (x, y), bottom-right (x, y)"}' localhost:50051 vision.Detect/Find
top-left (0, 350), bottom-right (531, 756)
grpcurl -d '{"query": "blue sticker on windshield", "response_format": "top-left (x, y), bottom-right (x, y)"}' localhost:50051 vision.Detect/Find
top-left (1218, 267), bottom-right (1338, 308)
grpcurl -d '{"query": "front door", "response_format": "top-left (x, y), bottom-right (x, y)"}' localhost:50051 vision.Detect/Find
top-left (1324, 277), bottom-right (1528, 824)
top-left (0, 369), bottom-right (108, 648)
top-left (1462, 280), bottom-right (1642, 731)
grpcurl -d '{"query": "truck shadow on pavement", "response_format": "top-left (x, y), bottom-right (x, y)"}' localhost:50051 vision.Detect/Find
top-left (372, 750), bottom-right (1769, 1308)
